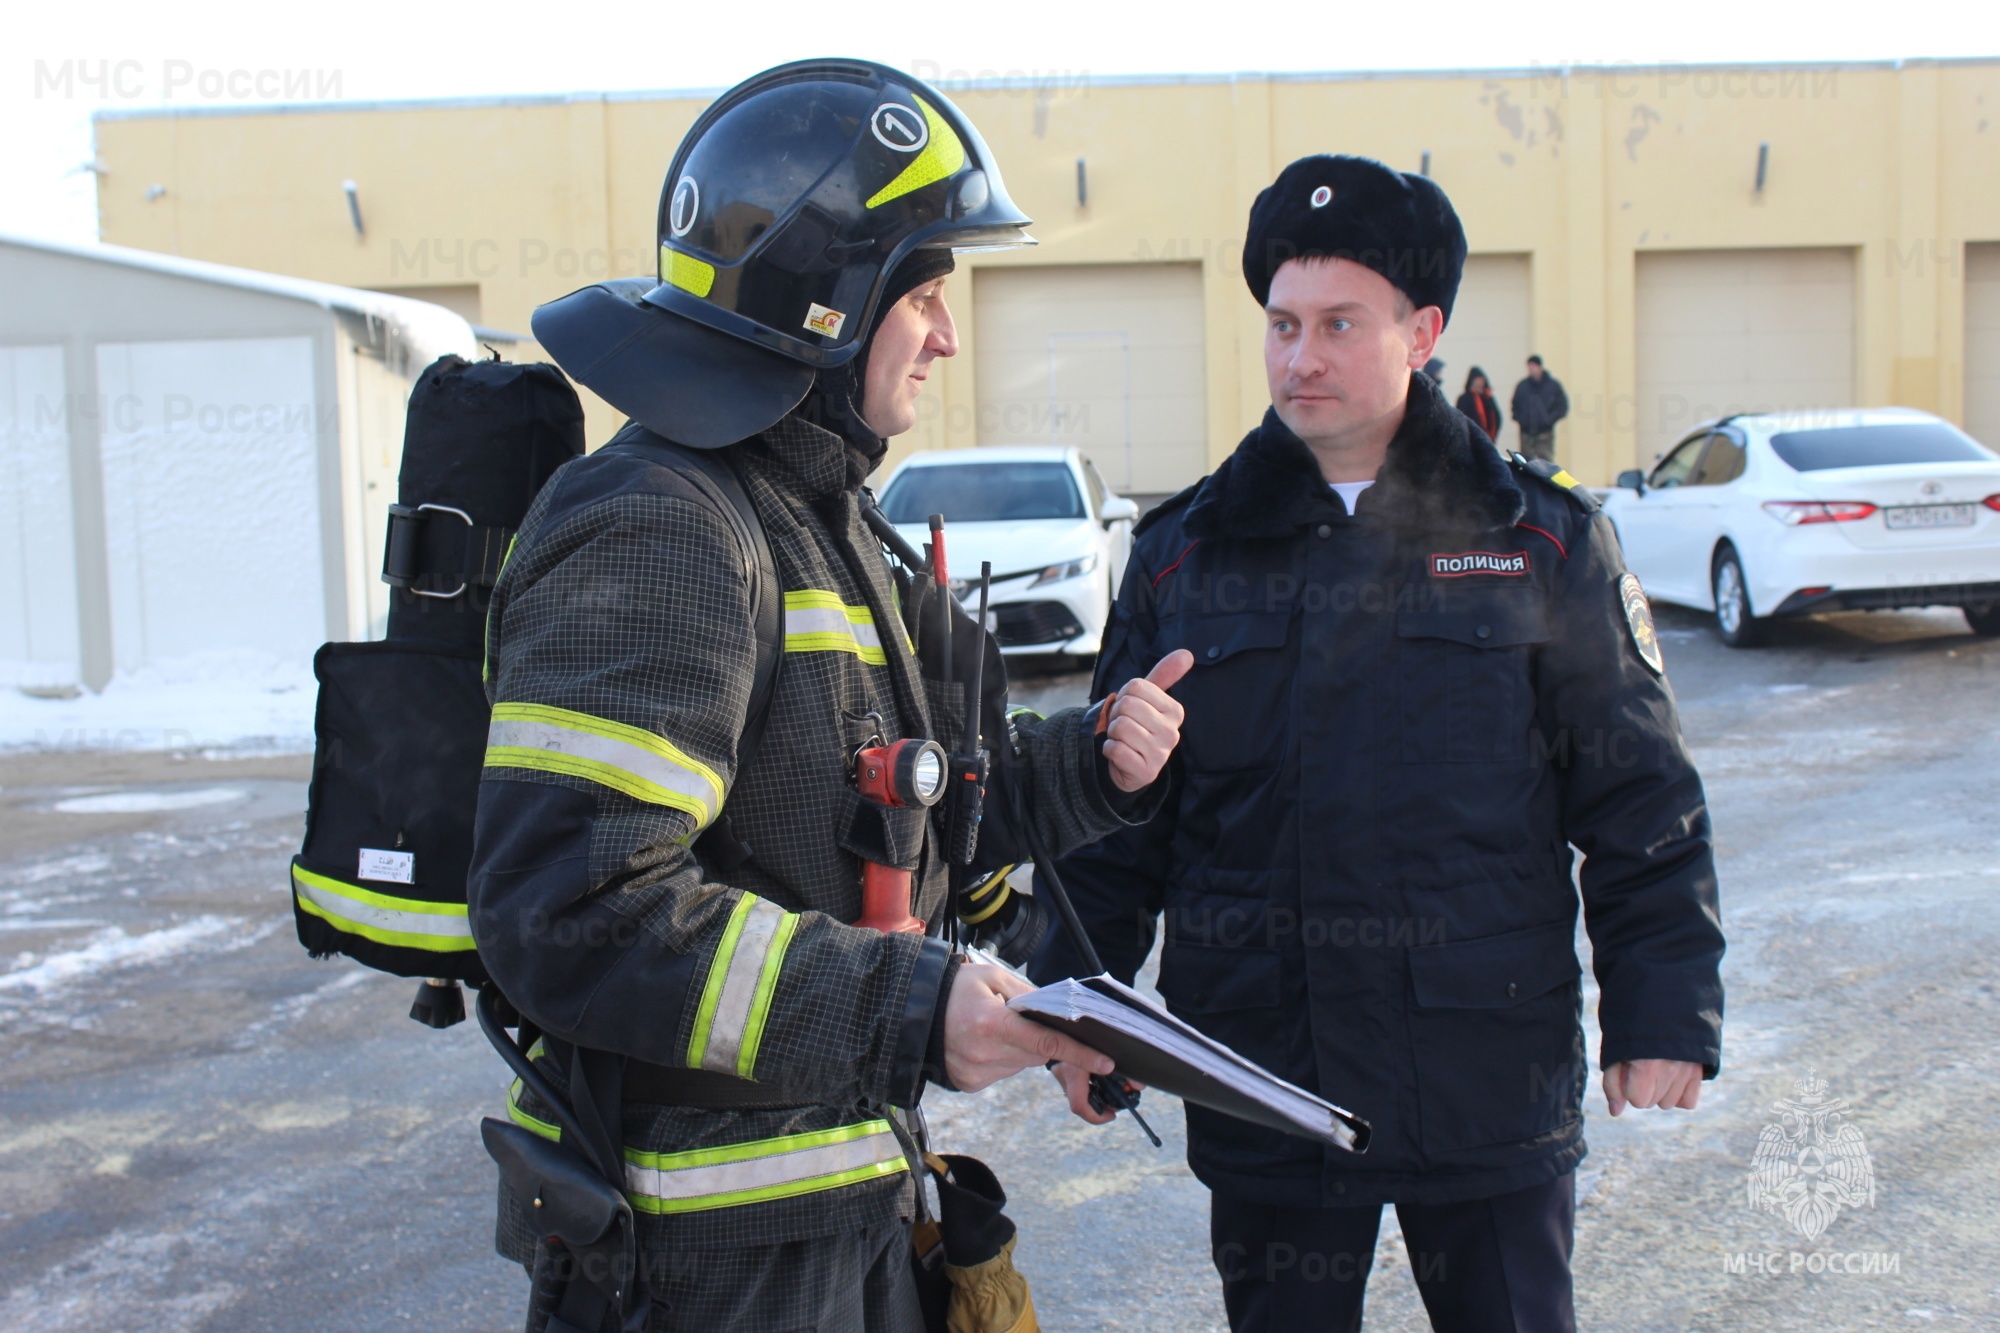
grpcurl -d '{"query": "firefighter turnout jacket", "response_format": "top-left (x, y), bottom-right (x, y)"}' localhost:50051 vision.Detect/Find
top-left (469, 413), bottom-right (1140, 1273)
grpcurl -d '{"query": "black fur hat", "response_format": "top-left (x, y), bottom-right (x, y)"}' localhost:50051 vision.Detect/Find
top-left (1242, 154), bottom-right (1468, 325)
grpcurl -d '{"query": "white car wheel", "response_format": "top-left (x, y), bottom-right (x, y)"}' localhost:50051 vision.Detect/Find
top-left (1711, 549), bottom-right (1764, 648)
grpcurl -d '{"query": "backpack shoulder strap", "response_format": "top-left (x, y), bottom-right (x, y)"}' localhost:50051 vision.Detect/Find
top-left (600, 427), bottom-right (782, 869)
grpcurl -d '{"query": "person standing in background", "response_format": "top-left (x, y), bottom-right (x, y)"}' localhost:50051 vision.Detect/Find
top-left (1456, 365), bottom-right (1503, 442)
top-left (1511, 354), bottom-right (1568, 461)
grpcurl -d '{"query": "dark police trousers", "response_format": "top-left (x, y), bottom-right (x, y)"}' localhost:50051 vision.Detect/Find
top-left (1210, 1173), bottom-right (1575, 1333)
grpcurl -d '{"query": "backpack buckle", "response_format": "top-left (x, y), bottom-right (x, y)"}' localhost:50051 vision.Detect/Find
top-left (383, 503), bottom-right (475, 598)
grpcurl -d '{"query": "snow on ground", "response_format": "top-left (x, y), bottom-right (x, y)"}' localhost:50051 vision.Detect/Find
top-left (0, 652), bottom-right (316, 754)
top-left (51, 788), bottom-right (249, 815)
top-left (0, 916), bottom-right (248, 995)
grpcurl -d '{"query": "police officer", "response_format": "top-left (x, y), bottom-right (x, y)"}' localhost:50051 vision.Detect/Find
top-left (1038, 155), bottom-right (1724, 1331)
top-left (471, 61), bottom-right (1188, 1332)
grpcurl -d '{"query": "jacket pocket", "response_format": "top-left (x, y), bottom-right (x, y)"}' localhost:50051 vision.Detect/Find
top-left (1405, 919), bottom-right (1585, 1156)
top-left (1165, 611), bottom-right (1293, 773)
top-left (1395, 595), bottom-right (1550, 764)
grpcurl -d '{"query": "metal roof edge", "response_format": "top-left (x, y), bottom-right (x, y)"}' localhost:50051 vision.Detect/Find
top-left (90, 56), bottom-right (2000, 123)
top-left (0, 230), bottom-right (477, 369)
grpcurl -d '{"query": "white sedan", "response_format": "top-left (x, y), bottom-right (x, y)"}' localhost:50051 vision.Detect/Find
top-left (1601, 408), bottom-right (2000, 646)
top-left (874, 446), bottom-right (1138, 658)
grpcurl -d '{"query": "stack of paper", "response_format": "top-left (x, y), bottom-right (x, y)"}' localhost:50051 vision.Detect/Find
top-left (1009, 974), bottom-right (1371, 1152)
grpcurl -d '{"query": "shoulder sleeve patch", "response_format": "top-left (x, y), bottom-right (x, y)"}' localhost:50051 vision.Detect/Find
top-left (1619, 573), bottom-right (1666, 675)
top-left (1510, 453), bottom-right (1601, 514)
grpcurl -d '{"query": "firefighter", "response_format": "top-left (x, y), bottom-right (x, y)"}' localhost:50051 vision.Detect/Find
top-left (468, 60), bottom-right (1186, 1332)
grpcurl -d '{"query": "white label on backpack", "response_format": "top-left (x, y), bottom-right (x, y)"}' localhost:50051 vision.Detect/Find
top-left (358, 848), bottom-right (416, 884)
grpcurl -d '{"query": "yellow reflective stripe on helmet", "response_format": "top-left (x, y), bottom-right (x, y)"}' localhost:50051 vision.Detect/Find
top-left (484, 701), bottom-right (724, 828)
top-left (865, 98), bottom-right (966, 210)
top-left (624, 1119), bottom-right (907, 1215)
top-left (290, 863), bottom-right (476, 953)
top-left (783, 589), bottom-right (896, 664)
top-left (686, 894), bottom-right (797, 1076)
top-left (661, 245), bottom-right (716, 298)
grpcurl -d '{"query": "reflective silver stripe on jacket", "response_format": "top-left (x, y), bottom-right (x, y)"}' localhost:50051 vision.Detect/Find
top-left (783, 590), bottom-right (890, 664)
top-left (686, 894), bottom-right (799, 1078)
top-left (623, 1119), bottom-right (908, 1215)
top-left (485, 701), bottom-right (723, 828)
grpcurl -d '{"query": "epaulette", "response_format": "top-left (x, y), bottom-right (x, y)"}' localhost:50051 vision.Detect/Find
top-left (1509, 453), bottom-right (1600, 514)
top-left (1132, 480), bottom-right (1203, 538)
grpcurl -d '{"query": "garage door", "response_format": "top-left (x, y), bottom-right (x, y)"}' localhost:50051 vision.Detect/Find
top-left (0, 345), bottom-right (81, 688)
top-left (974, 263), bottom-right (1206, 496)
top-left (1430, 253), bottom-right (1531, 447)
top-left (1966, 243), bottom-right (2000, 452)
top-left (95, 337), bottom-right (325, 675)
top-left (1634, 248), bottom-right (1856, 467)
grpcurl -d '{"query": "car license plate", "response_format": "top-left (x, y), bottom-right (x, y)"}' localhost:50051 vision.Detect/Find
top-left (1883, 503), bottom-right (1976, 530)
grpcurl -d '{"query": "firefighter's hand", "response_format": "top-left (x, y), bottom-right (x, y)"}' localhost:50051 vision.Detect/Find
top-left (1104, 649), bottom-right (1194, 793)
top-left (944, 957), bottom-right (1114, 1093)
top-left (1603, 1059), bottom-right (1704, 1116)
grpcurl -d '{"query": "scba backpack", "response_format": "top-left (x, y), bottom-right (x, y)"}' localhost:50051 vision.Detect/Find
top-left (288, 354), bottom-right (583, 1023)
top-left (289, 354), bottom-right (785, 1027)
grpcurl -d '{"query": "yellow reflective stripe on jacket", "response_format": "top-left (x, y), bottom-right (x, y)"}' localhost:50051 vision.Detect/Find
top-left (686, 894), bottom-right (799, 1078)
top-left (483, 534), bottom-right (517, 685)
top-left (783, 589), bottom-right (897, 664)
top-left (502, 1081), bottom-right (905, 1215)
top-left (290, 863), bottom-right (476, 952)
top-left (505, 1038), bottom-right (563, 1141)
top-left (625, 1119), bottom-right (907, 1215)
top-left (785, 589), bottom-right (896, 659)
top-left (484, 701), bottom-right (724, 827)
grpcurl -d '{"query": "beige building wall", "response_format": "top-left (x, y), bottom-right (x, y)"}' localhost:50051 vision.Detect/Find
top-left (95, 60), bottom-right (2000, 486)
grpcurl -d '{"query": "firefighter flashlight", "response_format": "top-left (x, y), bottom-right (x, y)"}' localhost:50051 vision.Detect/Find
top-left (854, 738), bottom-right (948, 809)
top-left (851, 737), bottom-right (948, 935)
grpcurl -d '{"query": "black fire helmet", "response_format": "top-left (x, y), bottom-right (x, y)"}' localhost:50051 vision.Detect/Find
top-left (532, 59), bottom-right (1035, 448)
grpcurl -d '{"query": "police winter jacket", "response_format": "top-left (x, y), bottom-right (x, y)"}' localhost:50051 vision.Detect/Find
top-left (1511, 372), bottom-right (1569, 435)
top-left (469, 412), bottom-right (1139, 1263)
top-left (1036, 373), bottom-right (1724, 1208)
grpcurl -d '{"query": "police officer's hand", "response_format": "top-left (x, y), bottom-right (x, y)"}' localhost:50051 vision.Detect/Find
top-left (944, 956), bottom-right (1114, 1093)
top-left (1603, 1059), bottom-right (1704, 1116)
top-left (1104, 650), bottom-right (1195, 793)
top-left (1048, 1060), bottom-right (1147, 1126)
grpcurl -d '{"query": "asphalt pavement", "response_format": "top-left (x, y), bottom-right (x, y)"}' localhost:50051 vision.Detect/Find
top-left (1, 605), bottom-right (1996, 1331)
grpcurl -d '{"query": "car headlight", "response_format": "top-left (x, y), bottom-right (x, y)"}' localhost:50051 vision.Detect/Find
top-left (1029, 552), bottom-right (1098, 588)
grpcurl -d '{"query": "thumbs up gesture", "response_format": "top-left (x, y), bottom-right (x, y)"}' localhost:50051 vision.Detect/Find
top-left (1101, 650), bottom-right (1194, 793)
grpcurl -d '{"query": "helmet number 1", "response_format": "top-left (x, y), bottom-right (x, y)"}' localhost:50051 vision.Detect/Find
top-left (669, 176), bottom-right (699, 238)
top-left (871, 104), bottom-right (928, 154)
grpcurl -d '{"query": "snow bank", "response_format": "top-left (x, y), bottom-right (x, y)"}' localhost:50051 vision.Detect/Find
top-left (0, 650), bottom-right (316, 754)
